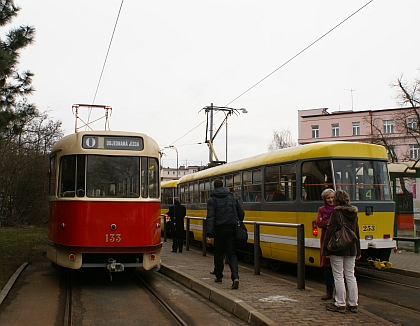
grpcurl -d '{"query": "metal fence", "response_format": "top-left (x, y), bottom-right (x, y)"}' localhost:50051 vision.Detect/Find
top-left (161, 214), bottom-right (305, 289)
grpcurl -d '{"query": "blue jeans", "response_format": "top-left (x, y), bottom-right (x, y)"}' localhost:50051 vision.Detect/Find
top-left (213, 224), bottom-right (239, 281)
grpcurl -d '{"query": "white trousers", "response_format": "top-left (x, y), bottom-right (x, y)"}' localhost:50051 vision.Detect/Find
top-left (329, 255), bottom-right (358, 307)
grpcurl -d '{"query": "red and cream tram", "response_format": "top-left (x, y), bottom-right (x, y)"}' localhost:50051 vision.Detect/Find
top-left (47, 131), bottom-right (162, 275)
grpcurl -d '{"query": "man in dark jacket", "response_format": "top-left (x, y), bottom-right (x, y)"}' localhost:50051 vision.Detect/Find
top-left (205, 179), bottom-right (244, 289)
top-left (167, 197), bottom-right (187, 253)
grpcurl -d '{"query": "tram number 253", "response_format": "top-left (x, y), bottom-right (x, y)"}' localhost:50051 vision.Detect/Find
top-left (105, 234), bottom-right (122, 242)
top-left (362, 225), bottom-right (376, 232)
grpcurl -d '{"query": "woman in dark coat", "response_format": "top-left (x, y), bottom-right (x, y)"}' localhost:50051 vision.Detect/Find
top-left (322, 189), bottom-right (361, 314)
top-left (316, 188), bottom-right (335, 300)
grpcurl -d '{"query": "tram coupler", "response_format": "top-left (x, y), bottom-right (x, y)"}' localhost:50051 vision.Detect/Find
top-left (107, 258), bottom-right (125, 281)
top-left (367, 258), bottom-right (392, 270)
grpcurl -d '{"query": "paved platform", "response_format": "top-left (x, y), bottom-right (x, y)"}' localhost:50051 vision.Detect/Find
top-left (160, 243), bottom-right (420, 326)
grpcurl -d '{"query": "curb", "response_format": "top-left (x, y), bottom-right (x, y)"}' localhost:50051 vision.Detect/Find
top-left (159, 264), bottom-right (277, 326)
top-left (0, 262), bottom-right (28, 306)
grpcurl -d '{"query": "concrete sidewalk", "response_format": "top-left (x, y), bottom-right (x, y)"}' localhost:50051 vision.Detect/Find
top-left (159, 242), bottom-right (405, 326)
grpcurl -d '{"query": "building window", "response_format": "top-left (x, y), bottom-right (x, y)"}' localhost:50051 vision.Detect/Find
top-left (332, 124), bottom-right (339, 137)
top-left (407, 118), bottom-right (418, 132)
top-left (383, 120), bottom-right (394, 134)
top-left (388, 145), bottom-right (396, 161)
top-left (410, 144), bottom-right (420, 159)
top-left (312, 125), bottom-right (319, 138)
top-left (352, 122), bottom-right (360, 136)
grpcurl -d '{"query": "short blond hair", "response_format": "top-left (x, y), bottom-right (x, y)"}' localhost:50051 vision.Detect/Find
top-left (321, 188), bottom-right (335, 203)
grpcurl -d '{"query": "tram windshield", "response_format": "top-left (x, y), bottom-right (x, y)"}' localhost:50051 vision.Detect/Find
top-left (86, 156), bottom-right (140, 198)
top-left (57, 154), bottom-right (159, 198)
top-left (302, 159), bottom-right (391, 201)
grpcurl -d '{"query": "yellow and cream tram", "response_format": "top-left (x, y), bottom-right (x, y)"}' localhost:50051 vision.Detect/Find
top-left (177, 142), bottom-right (396, 268)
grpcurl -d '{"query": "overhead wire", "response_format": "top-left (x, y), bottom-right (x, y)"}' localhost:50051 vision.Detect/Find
top-left (88, 0), bottom-right (124, 123)
top-left (168, 0), bottom-right (374, 147)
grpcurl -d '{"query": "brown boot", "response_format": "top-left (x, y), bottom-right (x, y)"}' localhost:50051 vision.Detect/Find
top-left (321, 293), bottom-right (332, 300)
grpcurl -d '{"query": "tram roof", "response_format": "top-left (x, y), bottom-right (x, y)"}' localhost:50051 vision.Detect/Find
top-left (179, 141), bottom-right (387, 183)
top-left (50, 130), bottom-right (159, 155)
top-left (161, 180), bottom-right (179, 188)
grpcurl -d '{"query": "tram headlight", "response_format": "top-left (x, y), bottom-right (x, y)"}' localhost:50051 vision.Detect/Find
top-left (69, 253), bottom-right (75, 261)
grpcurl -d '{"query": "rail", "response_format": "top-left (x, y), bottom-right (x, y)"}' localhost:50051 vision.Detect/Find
top-left (394, 237), bottom-right (420, 253)
top-left (161, 214), bottom-right (305, 289)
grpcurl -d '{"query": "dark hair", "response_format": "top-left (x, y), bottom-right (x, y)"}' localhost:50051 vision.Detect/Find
top-left (333, 189), bottom-right (350, 205)
top-left (214, 179), bottom-right (223, 188)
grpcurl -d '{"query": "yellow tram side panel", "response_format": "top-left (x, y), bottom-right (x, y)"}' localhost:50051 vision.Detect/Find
top-left (254, 211), bottom-right (321, 267)
top-left (186, 208), bottom-right (322, 266)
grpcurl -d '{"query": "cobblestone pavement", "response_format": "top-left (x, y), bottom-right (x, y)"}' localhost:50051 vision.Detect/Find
top-left (160, 242), bottom-right (420, 325)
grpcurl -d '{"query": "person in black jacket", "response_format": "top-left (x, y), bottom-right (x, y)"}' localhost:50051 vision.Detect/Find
top-left (322, 189), bottom-right (361, 313)
top-left (205, 179), bottom-right (244, 289)
top-left (167, 197), bottom-right (187, 253)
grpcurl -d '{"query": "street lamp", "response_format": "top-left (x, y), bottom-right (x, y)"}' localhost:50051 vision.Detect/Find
top-left (200, 103), bottom-right (247, 165)
top-left (164, 145), bottom-right (179, 180)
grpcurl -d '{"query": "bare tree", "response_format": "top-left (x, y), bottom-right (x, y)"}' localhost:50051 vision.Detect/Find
top-left (0, 109), bottom-right (63, 225)
top-left (268, 129), bottom-right (297, 151)
top-left (364, 115), bottom-right (399, 162)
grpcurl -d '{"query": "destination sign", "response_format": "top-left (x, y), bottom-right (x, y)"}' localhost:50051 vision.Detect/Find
top-left (82, 136), bottom-right (144, 150)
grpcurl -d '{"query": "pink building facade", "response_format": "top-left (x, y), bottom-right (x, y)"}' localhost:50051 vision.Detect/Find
top-left (298, 107), bottom-right (420, 162)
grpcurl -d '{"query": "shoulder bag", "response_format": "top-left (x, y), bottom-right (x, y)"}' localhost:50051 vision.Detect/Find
top-left (231, 194), bottom-right (248, 248)
top-left (327, 212), bottom-right (357, 252)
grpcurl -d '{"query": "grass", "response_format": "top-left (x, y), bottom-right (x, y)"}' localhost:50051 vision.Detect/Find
top-left (0, 227), bottom-right (48, 291)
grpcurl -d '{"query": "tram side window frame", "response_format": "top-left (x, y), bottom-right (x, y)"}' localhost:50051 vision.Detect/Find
top-left (243, 168), bottom-right (262, 202)
top-left (301, 160), bottom-right (332, 201)
top-left (59, 155), bottom-right (76, 198)
top-left (264, 163), bottom-right (297, 202)
top-left (147, 157), bottom-right (159, 199)
top-left (49, 155), bottom-right (57, 196)
top-left (180, 182), bottom-right (189, 204)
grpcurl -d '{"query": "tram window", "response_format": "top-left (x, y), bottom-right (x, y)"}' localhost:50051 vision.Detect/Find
top-left (141, 157), bottom-right (148, 198)
top-left (162, 187), bottom-right (173, 205)
top-left (264, 163), bottom-right (296, 202)
top-left (226, 173), bottom-right (242, 200)
top-left (87, 155), bottom-right (140, 198)
top-left (180, 182), bottom-right (189, 204)
top-left (302, 160), bottom-right (332, 201)
top-left (233, 172), bottom-right (242, 200)
top-left (49, 156), bottom-right (57, 196)
top-left (59, 155), bottom-right (76, 197)
top-left (332, 159), bottom-right (391, 201)
top-left (190, 181), bottom-right (199, 203)
top-left (76, 155), bottom-right (85, 197)
top-left (148, 158), bottom-right (159, 198)
top-left (202, 179), bottom-right (211, 203)
top-left (243, 169), bottom-right (261, 202)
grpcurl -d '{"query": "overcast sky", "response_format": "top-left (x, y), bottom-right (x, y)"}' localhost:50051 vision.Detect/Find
top-left (9, 0), bottom-right (420, 168)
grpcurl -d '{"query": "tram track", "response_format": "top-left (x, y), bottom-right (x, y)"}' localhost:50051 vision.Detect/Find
top-left (59, 266), bottom-right (245, 326)
top-left (61, 269), bottom-right (190, 326)
top-left (134, 271), bottom-right (189, 326)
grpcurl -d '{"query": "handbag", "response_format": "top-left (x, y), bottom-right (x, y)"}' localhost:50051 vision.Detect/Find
top-left (327, 212), bottom-right (357, 252)
top-left (231, 194), bottom-right (248, 248)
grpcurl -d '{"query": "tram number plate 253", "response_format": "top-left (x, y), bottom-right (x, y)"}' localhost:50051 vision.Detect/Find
top-left (105, 234), bottom-right (122, 242)
top-left (362, 225), bottom-right (376, 232)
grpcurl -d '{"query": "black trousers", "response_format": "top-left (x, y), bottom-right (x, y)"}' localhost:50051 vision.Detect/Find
top-left (172, 235), bottom-right (184, 252)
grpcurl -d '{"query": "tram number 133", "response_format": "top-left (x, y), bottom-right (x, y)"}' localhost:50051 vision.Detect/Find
top-left (105, 234), bottom-right (122, 243)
